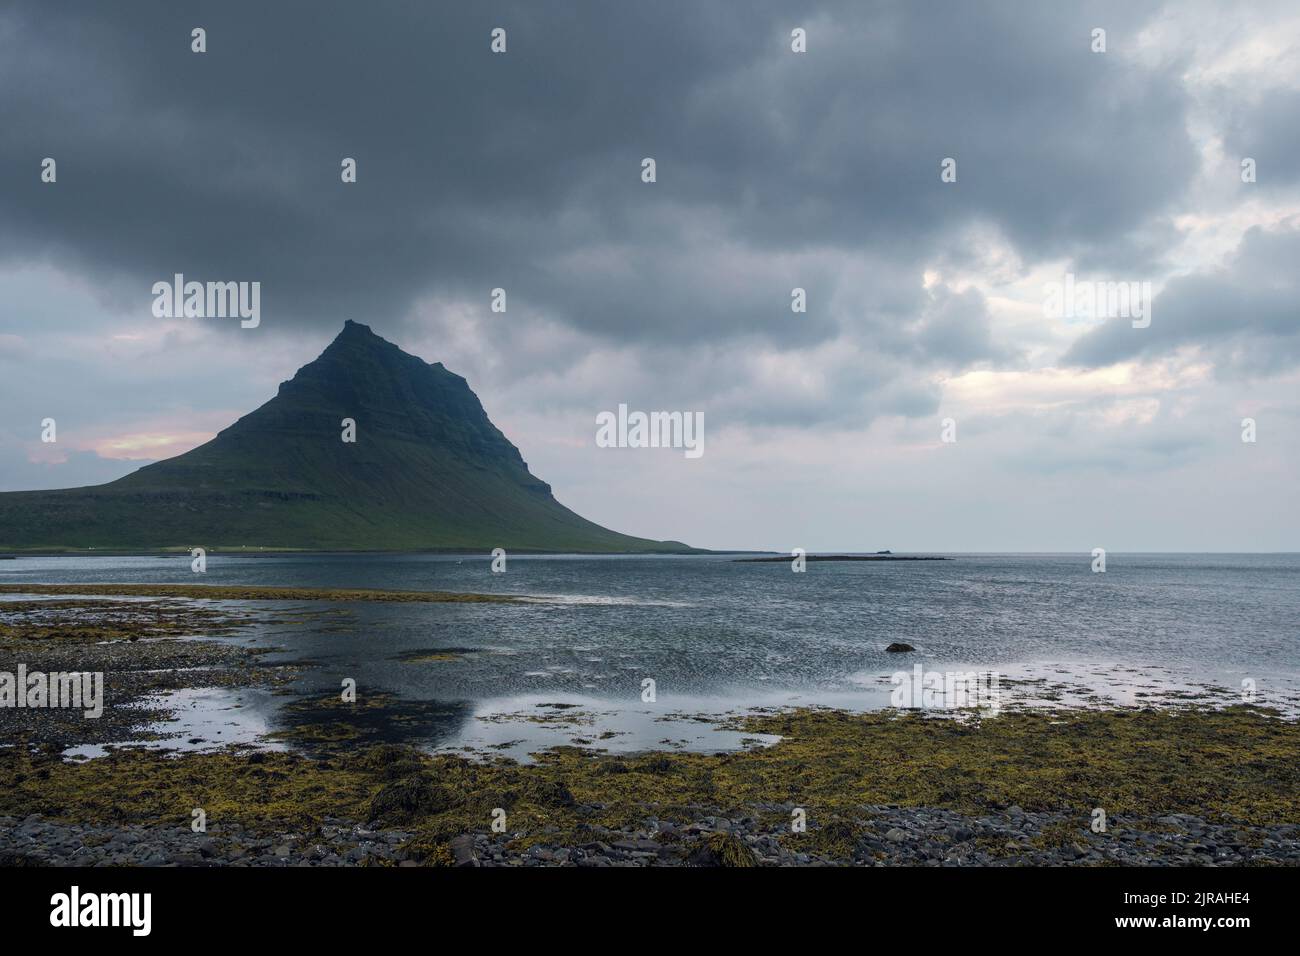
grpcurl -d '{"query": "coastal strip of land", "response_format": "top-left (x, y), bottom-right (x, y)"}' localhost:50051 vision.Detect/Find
top-left (0, 596), bottom-right (294, 750)
top-left (2, 591), bottom-right (1298, 867)
top-left (2, 706), bottom-right (1298, 867)
top-left (0, 583), bottom-right (519, 603)
top-left (735, 555), bottom-right (950, 563)
top-left (0, 586), bottom-right (512, 751)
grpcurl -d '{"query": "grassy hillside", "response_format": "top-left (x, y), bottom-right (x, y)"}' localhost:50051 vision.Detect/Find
top-left (0, 322), bottom-right (692, 553)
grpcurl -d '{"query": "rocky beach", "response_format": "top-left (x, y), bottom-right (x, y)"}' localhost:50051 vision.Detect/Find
top-left (3, 585), bottom-right (1299, 867)
top-left (5, 807), bottom-right (1299, 868)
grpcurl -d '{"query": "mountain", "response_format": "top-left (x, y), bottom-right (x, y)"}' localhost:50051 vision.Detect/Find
top-left (0, 322), bottom-right (692, 553)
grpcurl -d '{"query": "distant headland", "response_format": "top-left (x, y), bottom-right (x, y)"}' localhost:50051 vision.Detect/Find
top-left (735, 554), bottom-right (951, 563)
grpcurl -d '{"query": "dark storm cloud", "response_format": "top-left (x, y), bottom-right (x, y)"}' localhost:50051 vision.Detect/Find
top-left (1, 0), bottom-right (1197, 354)
top-left (1062, 221), bottom-right (1300, 374)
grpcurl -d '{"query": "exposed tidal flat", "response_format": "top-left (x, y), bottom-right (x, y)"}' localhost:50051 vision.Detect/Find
top-left (3, 706), bottom-right (1300, 867)
top-left (2, 555), bottom-right (1300, 866)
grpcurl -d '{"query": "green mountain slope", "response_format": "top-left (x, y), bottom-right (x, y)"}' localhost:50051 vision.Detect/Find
top-left (0, 322), bottom-right (692, 552)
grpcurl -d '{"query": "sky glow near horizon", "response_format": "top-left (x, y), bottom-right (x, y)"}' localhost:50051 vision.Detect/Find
top-left (1, 1), bottom-right (1297, 551)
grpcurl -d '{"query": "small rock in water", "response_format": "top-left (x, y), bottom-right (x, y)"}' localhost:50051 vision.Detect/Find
top-left (885, 643), bottom-right (915, 653)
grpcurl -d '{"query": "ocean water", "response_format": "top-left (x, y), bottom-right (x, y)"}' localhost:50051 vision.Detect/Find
top-left (4, 553), bottom-right (1299, 758)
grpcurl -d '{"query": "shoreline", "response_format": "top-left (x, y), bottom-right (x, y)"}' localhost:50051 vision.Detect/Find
top-left (7, 588), bottom-right (1296, 757)
top-left (0, 583), bottom-right (520, 603)
top-left (3, 706), bottom-right (1299, 867)
top-left (0, 548), bottom-right (717, 558)
top-left (7, 805), bottom-right (1297, 867)
top-left (3, 587), bottom-right (1299, 866)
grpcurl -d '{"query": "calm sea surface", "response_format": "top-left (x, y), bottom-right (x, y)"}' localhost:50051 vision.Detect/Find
top-left (4, 553), bottom-right (1298, 757)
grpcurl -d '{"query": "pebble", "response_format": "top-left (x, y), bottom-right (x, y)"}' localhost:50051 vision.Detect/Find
top-left (3, 807), bottom-right (1297, 867)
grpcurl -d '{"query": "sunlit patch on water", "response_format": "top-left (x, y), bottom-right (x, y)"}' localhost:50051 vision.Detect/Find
top-left (516, 594), bottom-right (694, 607)
top-left (62, 687), bottom-right (289, 760)
top-left (52, 662), bottom-right (1300, 763)
top-left (848, 660), bottom-right (1300, 717)
top-left (440, 693), bottom-right (784, 763)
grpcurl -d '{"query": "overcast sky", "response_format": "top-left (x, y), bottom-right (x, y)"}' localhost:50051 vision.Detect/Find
top-left (2, 1), bottom-right (1297, 551)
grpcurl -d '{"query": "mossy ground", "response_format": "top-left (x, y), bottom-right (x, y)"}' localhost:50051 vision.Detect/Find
top-left (3, 705), bottom-right (1296, 863)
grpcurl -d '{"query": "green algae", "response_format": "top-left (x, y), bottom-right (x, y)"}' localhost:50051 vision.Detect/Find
top-left (263, 693), bottom-right (463, 752)
top-left (394, 649), bottom-right (474, 663)
top-left (0, 598), bottom-right (248, 644)
top-left (2, 705), bottom-right (1297, 862)
top-left (1, 746), bottom-right (378, 830)
top-left (691, 831), bottom-right (759, 867)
